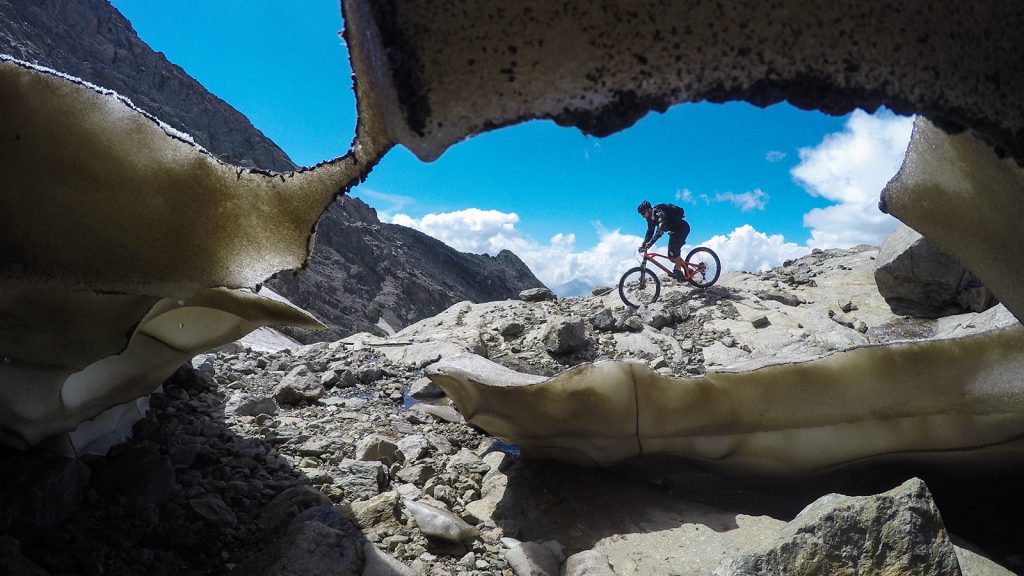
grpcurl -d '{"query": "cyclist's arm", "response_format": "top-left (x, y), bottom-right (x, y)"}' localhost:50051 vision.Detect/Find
top-left (642, 221), bottom-right (656, 247)
top-left (648, 226), bottom-right (665, 246)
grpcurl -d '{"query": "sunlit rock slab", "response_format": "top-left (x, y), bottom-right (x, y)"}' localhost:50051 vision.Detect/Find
top-left (882, 117), bottom-right (1024, 325)
top-left (428, 325), bottom-right (1024, 477)
top-left (0, 56), bottom-right (375, 298)
top-left (342, 0), bottom-right (1024, 164)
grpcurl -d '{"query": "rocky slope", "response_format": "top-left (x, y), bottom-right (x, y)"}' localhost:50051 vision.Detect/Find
top-left (0, 0), bottom-right (546, 340)
top-left (1, 247), bottom-right (1019, 575)
top-left (266, 197), bottom-right (546, 342)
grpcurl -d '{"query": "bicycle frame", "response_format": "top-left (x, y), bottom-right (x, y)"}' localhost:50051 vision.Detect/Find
top-left (640, 251), bottom-right (705, 280)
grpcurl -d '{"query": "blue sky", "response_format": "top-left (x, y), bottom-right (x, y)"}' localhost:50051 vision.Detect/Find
top-left (110, 1), bottom-right (913, 290)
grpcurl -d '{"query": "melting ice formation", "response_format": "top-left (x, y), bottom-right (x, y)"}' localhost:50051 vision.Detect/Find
top-left (2, 1), bottom-right (1024, 460)
top-left (428, 324), bottom-right (1024, 475)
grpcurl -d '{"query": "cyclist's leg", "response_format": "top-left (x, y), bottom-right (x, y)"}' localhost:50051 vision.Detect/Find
top-left (667, 232), bottom-right (685, 271)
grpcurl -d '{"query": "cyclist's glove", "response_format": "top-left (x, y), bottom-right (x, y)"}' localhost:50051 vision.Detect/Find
top-left (638, 244), bottom-right (646, 253)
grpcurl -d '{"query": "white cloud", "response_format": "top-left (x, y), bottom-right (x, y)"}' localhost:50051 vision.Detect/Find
top-left (390, 208), bottom-right (524, 255)
top-left (713, 188), bottom-right (768, 212)
top-left (766, 150), bottom-right (787, 163)
top-left (678, 187), bottom-right (768, 211)
top-left (391, 207), bottom-right (814, 290)
top-left (390, 209), bottom-right (644, 288)
top-left (792, 110), bottom-right (913, 248)
top-left (703, 224), bottom-right (808, 273)
top-left (675, 188), bottom-right (696, 204)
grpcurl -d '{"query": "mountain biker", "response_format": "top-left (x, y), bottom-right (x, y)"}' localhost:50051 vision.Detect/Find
top-left (637, 200), bottom-right (690, 279)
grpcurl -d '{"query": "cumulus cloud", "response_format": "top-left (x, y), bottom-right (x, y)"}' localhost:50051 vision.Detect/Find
top-left (765, 150), bottom-right (787, 163)
top-left (677, 187), bottom-right (768, 211)
top-left (390, 209), bottom-right (645, 288)
top-left (713, 189), bottom-right (768, 212)
top-left (390, 208), bottom-right (524, 254)
top-left (792, 110), bottom-right (913, 248)
top-left (703, 225), bottom-right (808, 273)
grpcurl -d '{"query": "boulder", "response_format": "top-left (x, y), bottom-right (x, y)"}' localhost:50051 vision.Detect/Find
top-left (588, 308), bottom-right (617, 331)
top-left (505, 540), bottom-right (563, 576)
top-left (563, 550), bottom-right (618, 576)
top-left (0, 455), bottom-right (90, 531)
top-left (875, 225), bottom-right (996, 318)
top-left (760, 290), bottom-right (801, 307)
top-left (231, 520), bottom-right (363, 576)
top-left (351, 491), bottom-right (401, 531)
top-left (520, 287), bottom-right (556, 302)
top-left (224, 391), bottom-right (278, 417)
top-left (188, 493), bottom-right (238, 528)
top-left (409, 377), bottom-right (445, 399)
top-left (542, 317), bottom-right (590, 355)
top-left (257, 485), bottom-right (333, 534)
top-left (337, 459), bottom-right (387, 501)
top-left (355, 434), bottom-right (402, 465)
top-left (714, 478), bottom-right (960, 576)
top-left (272, 366), bottom-right (323, 405)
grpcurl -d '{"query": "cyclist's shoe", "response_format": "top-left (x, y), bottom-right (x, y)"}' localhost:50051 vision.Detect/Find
top-left (669, 269), bottom-right (685, 280)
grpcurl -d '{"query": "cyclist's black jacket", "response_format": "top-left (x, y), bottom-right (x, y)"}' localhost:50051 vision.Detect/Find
top-left (643, 203), bottom-right (686, 246)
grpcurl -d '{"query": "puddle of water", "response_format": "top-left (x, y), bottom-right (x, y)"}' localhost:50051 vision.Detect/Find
top-left (867, 317), bottom-right (937, 343)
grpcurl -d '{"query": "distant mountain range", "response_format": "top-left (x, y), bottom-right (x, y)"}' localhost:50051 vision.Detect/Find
top-left (0, 0), bottom-right (546, 339)
top-left (551, 278), bottom-right (595, 298)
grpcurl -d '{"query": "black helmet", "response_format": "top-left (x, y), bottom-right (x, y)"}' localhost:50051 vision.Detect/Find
top-left (637, 200), bottom-right (652, 214)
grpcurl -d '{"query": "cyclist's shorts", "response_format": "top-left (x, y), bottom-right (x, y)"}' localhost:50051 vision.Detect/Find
top-left (667, 221), bottom-right (690, 258)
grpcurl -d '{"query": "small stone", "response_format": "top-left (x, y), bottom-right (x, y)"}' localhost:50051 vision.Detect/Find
top-left (405, 499), bottom-right (479, 543)
top-left (751, 315), bottom-right (771, 329)
top-left (650, 356), bottom-right (669, 370)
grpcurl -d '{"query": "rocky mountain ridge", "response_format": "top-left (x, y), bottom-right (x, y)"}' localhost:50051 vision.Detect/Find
top-left (266, 196), bottom-right (546, 342)
top-left (1, 246), bottom-right (1018, 575)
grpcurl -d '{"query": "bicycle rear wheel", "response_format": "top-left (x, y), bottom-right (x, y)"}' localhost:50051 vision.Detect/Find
top-left (618, 266), bottom-right (661, 307)
top-left (685, 247), bottom-right (721, 288)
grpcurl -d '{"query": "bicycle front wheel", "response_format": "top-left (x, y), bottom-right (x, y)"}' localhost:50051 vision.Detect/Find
top-left (685, 247), bottom-right (721, 288)
top-left (618, 266), bottom-right (661, 308)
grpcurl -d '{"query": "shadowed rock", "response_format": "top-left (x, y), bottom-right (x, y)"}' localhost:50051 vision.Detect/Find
top-left (876, 225), bottom-right (996, 318)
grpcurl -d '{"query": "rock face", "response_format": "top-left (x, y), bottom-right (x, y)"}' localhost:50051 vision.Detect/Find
top-left (876, 225), bottom-right (997, 318)
top-left (266, 197), bottom-right (545, 342)
top-left (714, 478), bottom-right (962, 576)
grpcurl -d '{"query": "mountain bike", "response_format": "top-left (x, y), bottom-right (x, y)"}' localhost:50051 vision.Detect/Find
top-left (618, 247), bottom-right (721, 307)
